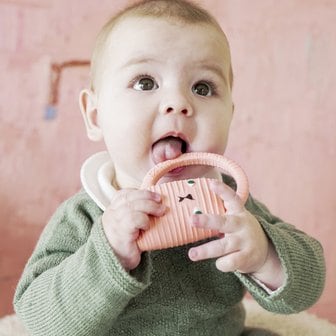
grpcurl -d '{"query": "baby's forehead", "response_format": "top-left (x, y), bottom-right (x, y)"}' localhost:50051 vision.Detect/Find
top-left (103, 15), bottom-right (231, 60)
top-left (92, 15), bottom-right (232, 90)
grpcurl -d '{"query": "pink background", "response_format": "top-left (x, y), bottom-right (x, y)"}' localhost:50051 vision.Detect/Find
top-left (0, 0), bottom-right (335, 323)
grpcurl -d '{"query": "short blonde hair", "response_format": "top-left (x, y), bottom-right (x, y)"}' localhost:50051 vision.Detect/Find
top-left (90, 0), bottom-right (233, 91)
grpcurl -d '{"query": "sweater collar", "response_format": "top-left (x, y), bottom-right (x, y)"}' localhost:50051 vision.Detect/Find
top-left (80, 151), bottom-right (116, 211)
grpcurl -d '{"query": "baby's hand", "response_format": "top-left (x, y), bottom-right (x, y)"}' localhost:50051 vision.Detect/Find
top-left (102, 189), bottom-right (166, 271)
top-left (188, 180), bottom-right (284, 290)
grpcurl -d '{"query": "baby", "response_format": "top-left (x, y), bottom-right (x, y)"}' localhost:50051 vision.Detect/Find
top-left (14, 1), bottom-right (325, 335)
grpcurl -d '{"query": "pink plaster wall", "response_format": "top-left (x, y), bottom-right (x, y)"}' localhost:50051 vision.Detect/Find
top-left (0, 0), bottom-right (335, 323)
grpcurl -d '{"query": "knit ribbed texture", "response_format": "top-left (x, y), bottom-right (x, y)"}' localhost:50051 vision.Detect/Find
top-left (14, 179), bottom-right (325, 336)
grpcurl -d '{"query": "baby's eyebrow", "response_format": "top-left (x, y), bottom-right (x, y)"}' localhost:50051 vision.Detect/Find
top-left (121, 56), bottom-right (157, 69)
top-left (197, 63), bottom-right (227, 85)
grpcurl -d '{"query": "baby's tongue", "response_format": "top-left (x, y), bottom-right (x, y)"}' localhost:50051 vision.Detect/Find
top-left (152, 137), bottom-right (184, 164)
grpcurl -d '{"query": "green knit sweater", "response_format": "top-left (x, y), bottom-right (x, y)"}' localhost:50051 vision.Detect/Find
top-left (14, 182), bottom-right (325, 335)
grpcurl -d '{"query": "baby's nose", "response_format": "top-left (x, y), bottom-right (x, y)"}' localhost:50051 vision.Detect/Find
top-left (160, 92), bottom-right (193, 116)
top-left (165, 106), bottom-right (189, 115)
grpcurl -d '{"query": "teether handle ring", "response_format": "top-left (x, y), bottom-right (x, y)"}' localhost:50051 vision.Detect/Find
top-left (141, 152), bottom-right (249, 203)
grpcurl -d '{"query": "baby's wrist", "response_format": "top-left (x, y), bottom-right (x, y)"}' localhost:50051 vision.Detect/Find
top-left (251, 243), bottom-right (285, 291)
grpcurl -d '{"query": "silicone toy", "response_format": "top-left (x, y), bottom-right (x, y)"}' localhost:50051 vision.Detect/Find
top-left (137, 152), bottom-right (249, 251)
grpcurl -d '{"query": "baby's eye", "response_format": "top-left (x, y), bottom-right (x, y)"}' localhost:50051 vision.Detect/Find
top-left (133, 76), bottom-right (158, 91)
top-left (192, 81), bottom-right (215, 97)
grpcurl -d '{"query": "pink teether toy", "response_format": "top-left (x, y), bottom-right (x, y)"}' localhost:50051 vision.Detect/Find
top-left (137, 152), bottom-right (249, 251)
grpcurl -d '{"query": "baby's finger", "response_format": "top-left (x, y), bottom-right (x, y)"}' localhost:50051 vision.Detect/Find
top-left (209, 180), bottom-right (244, 214)
top-left (191, 213), bottom-right (225, 232)
top-left (125, 212), bottom-right (151, 232)
top-left (131, 199), bottom-right (166, 217)
top-left (191, 213), bottom-right (242, 233)
top-left (215, 253), bottom-right (241, 273)
top-left (188, 236), bottom-right (238, 262)
top-left (113, 189), bottom-right (162, 207)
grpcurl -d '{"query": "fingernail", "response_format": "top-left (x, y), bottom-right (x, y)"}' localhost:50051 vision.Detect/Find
top-left (192, 214), bottom-right (200, 226)
top-left (152, 193), bottom-right (161, 202)
top-left (189, 249), bottom-right (198, 261)
top-left (158, 204), bottom-right (166, 214)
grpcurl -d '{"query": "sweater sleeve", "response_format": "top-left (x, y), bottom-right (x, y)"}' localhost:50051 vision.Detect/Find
top-left (235, 195), bottom-right (326, 314)
top-left (13, 191), bottom-right (151, 336)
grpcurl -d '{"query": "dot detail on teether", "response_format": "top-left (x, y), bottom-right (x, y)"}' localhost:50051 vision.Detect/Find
top-left (187, 179), bottom-right (195, 186)
top-left (193, 207), bottom-right (203, 215)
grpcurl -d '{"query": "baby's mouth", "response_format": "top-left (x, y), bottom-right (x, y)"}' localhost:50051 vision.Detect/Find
top-left (151, 136), bottom-right (188, 165)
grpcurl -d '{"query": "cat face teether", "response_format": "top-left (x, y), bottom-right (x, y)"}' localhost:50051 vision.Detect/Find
top-left (137, 152), bottom-right (249, 251)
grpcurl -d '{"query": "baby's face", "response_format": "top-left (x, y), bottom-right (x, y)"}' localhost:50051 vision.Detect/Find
top-left (86, 16), bottom-right (233, 188)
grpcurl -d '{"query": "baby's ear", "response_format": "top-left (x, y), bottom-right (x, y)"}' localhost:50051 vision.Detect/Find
top-left (79, 89), bottom-right (103, 141)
